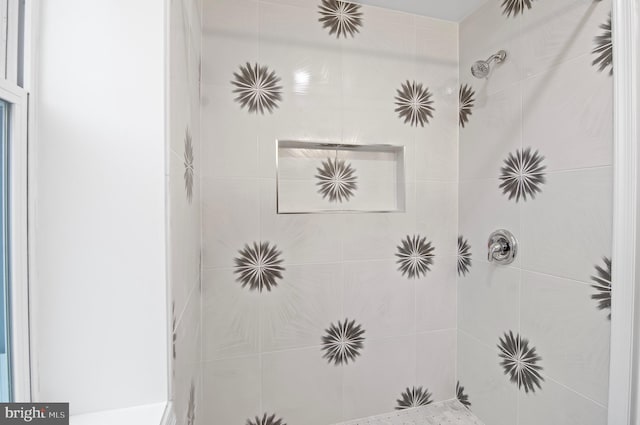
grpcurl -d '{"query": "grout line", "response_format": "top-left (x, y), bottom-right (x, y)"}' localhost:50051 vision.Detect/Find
top-left (538, 371), bottom-right (608, 410)
top-left (518, 50), bottom-right (601, 84)
top-left (458, 328), bottom-right (500, 355)
top-left (205, 328), bottom-right (458, 364)
top-left (516, 42), bottom-right (524, 424)
top-left (201, 176), bottom-right (460, 186)
top-left (175, 274), bottom-right (202, 329)
top-left (203, 254), bottom-right (461, 271)
top-left (411, 13), bottom-right (419, 388)
top-left (481, 260), bottom-right (604, 286)
top-left (458, 165), bottom-right (614, 183)
top-left (455, 14), bottom-right (462, 392)
top-left (470, 257), bottom-right (602, 289)
top-left (521, 267), bottom-right (599, 287)
top-left (458, 328), bottom-right (608, 411)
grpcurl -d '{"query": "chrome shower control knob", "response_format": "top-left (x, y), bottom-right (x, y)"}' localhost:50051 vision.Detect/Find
top-left (487, 229), bottom-right (518, 265)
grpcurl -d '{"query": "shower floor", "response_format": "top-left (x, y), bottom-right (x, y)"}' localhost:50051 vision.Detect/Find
top-left (332, 400), bottom-right (485, 425)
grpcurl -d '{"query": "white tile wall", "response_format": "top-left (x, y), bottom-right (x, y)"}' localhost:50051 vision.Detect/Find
top-left (263, 347), bottom-right (344, 424)
top-left (202, 177), bottom-right (260, 269)
top-left (342, 335), bottom-right (417, 419)
top-left (458, 262), bottom-right (520, 347)
top-left (415, 256), bottom-right (457, 333)
top-left (169, 0), bottom-right (203, 423)
top-left (520, 168), bottom-right (613, 283)
top-left (459, 178), bottom-right (521, 266)
top-left (343, 260), bottom-right (415, 340)
top-left (522, 55), bottom-right (613, 172)
top-left (260, 180), bottom-right (345, 263)
top-left (261, 262), bottom-right (343, 351)
top-left (203, 267), bottom-right (261, 360)
top-left (416, 181), bottom-right (459, 256)
top-left (203, 355), bottom-right (261, 425)
top-left (199, 0), bottom-right (613, 423)
top-left (340, 187), bottom-right (416, 260)
top-left (416, 330), bottom-right (457, 401)
top-left (201, 85), bottom-right (259, 179)
top-left (458, 85), bottom-right (522, 181)
top-left (201, 0), bottom-right (459, 423)
top-left (457, 333), bottom-right (519, 425)
top-left (520, 271), bottom-right (611, 405)
top-left (518, 377), bottom-right (608, 425)
top-left (520, 0), bottom-right (613, 79)
top-left (459, 1), bottom-right (522, 96)
top-left (458, 1), bottom-right (613, 424)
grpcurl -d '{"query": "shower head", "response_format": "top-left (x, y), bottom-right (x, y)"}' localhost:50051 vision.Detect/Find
top-left (471, 50), bottom-right (507, 78)
top-left (471, 61), bottom-right (491, 79)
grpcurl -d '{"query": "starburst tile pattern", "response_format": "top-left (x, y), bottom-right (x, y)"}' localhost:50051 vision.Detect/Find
top-left (321, 318), bottom-right (365, 365)
top-left (233, 242), bottom-right (285, 292)
top-left (456, 381), bottom-right (471, 409)
top-left (499, 148), bottom-right (546, 202)
top-left (318, 0), bottom-right (363, 38)
top-left (591, 257), bottom-right (612, 320)
top-left (459, 84), bottom-right (476, 128)
top-left (186, 381), bottom-right (196, 425)
top-left (394, 81), bottom-right (435, 127)
top-left (396, 387), bottom-right (433, 410)
top-left (498, 331), bottom-right (544, 393)
top-left (231, 62), bottom-right (283, 114)
top-left (458, 236), bottom-right (472, 277)
top-left (184, 127), bottom-right (194, 204)
top-left (502, 0), bottom-right (534, 17)
top-left (396, 235), bottom-right (435, 279)
top-left (593, 13), bottom-right (612, 75)
top-left (247, 413), bottom-right (287, 425)
top-left (315, 157), bottom-right (358, 203)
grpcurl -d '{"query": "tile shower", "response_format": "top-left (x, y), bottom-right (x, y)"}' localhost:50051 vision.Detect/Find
top-left (167, 0), bottom-right (614, 424)
top-left (458, 1), bottom-right (612, 424)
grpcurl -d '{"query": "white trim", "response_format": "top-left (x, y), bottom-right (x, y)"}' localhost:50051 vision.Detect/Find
top-left (0, 78), bottom-right (30, 401)
top-left (4, 0), bottom-right (19, 84)
top-left (160, 402), bottom-right (176, 425)
top-left (68, 402), bottom-right (167, 425)
top-left (163, 0), bottom-right (173, 404)
top-left (609, 1), bottom-right (639, 424)
top-left (23, 0), bottom-right (39, 402)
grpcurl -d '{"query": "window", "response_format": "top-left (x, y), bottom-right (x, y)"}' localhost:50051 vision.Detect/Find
top-left (0, 0), bottom-right (30, 402)
top-left (0, 82), bottom-right (28, 403)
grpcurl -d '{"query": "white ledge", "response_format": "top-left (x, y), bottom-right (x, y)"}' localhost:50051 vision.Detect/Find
top-left (70, 402), bottom-right (169, 425)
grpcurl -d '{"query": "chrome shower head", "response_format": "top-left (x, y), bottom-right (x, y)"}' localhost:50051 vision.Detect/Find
top-left (471, 61), bottom-right (491, 79)
top-left (471, 50), bottom-right (507, 78)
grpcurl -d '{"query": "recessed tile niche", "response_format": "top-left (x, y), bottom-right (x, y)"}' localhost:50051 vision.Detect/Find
top-left (276, 140), bottom-right (406, 214)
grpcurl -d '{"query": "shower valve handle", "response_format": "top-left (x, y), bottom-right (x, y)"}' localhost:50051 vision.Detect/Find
top-left (487, 229), bottom-right (518, 265)
top-left (488, 241), bottom-right (507, 261)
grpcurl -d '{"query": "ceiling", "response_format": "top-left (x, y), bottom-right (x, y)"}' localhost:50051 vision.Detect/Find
top-left (352, 0), bottom-right (489, 22)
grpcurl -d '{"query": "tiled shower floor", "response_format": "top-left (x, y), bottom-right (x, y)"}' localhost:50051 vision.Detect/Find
top-left (332, 400), bottom-right (485, 425)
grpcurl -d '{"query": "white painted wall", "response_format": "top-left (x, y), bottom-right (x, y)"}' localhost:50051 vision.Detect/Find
top-left (30, 0), bottom-right (167, 415)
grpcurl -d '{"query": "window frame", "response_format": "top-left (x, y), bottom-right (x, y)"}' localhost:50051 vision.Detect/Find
top-left (0, 78), bottom-right (29, 402)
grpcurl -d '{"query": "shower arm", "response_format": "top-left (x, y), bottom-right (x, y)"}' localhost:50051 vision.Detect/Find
top-left (485, 50), bottom-right (507, 66)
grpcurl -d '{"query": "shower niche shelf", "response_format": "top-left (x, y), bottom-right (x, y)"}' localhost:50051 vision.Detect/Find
top-left (276, 140), bottom-right (406, 214)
